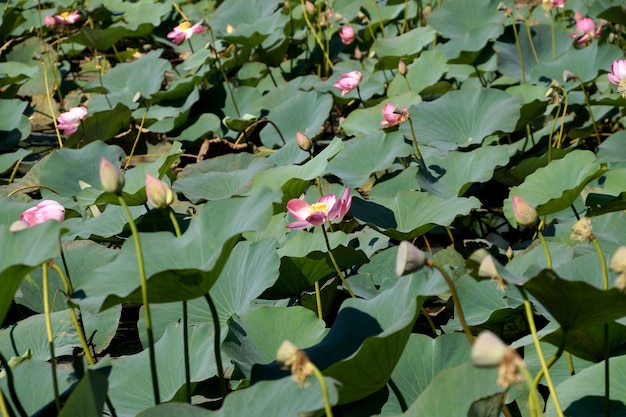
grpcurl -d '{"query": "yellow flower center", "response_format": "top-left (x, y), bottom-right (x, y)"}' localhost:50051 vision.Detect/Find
top-left (309, 202), bottom-right (330, 214)
top-left (619, 79), bottom-right (626, 99)
top-left (60, 12), bottom-right (71, 19)
top-left (179, 21), bottom-right (192, 30)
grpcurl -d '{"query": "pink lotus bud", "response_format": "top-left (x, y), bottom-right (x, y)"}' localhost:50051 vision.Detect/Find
top-left (99, 157), bottom-right (125, 195)
top-left (339, 25), bottom-right (355, 45)
top-left (145, 174), bottom-right (174, 209)
top-left (296, 131), bottom-right (313, 152)
top-left (511, 196), bottom-right (537, 227)
top-left (305, 1), bottom-right (315, 15)
top-left (398, 59), bottom-right (407, 76)
top-left (19, 200), bottom-right (65, 226)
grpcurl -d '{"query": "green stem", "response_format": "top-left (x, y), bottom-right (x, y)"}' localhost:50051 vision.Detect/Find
top-left (118, 196), bottom-right (160, 404)
top-left (511, 18), bottom-right (525, 84)
top-left (550, 11), bottom-right (556, 60)
top-left (524, 19), bottom-right (540, 63)
top-left (407, 117), bottom-right (424, 161)
top-left (537, 231), bottom-right (552, 269)
top-left (371, 0), bottom-right (387, 38)
top-left (204, 294), bottom-right (227, 398)
top-left (547, 101), bottom-right (562, 162)
top-left (533, 330), bottom-right (567, 389)
top-left (320, 227), bottom-right (356, 298)
top-left (50, 263), bottom-right (95, 366)
top-left (555, 89), bottom-right (569, 149)
top-left (520, 289), bottom-right (563, 417)
top-left (388, 378), bottom-right (408, 412)
top-left (40, 60), bottom-right (63, 148)
top-left (309, 363), bottom-right (334, 417)
top-left (421, 306), bottom-right (438, 336)
top-left (314, 281), bottom-right (323, 320)
top-left (208, 28), bottom-right (242, 118)
top-left (0, 352), bottom-right (26, 417)
top-left (578, 79), bottom-right (602, 146)
top-left (42, 263), bottom-right (61, 412)
top-left (566, 352), bottom-right (575, 375)
top-left (0, 389), bottom-right (9, 417)
top-left (123, 107), bottom-right (148, 172)
top-left (402, 74), bottom-right (411, 92)
top-left (519, 364), bottom-right (544, 417)
top-left (428, 260), bottom-right (474, 344)
top-left (299, 0), bottom-right (333, 75)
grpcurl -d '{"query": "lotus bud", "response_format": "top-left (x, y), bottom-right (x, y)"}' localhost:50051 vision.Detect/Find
top-left (145, 174), bottom-right (174, 210)
top-left (354, 46), bottom-right (362, 60)
top-left (511, 196), bottom-right (537, 227)
top-left (398, 59), bottom-right (407, 76)
top-left (100, 157), bottom-right (125, 195)
top-left (296, 131), bottom-right (313, 152)
top-left (304, 1), bottom-right (315, 15)
top-left (563, 70), bottom-right (577, 83)
top-left (570, 217), bottom-right (592, 241)
top-left (396, 241), bottom-right (426, 276)
top-left (472, 331), bottom-right (507, 366)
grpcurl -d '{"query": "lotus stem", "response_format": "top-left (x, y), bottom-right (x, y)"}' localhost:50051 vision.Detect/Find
top-left (0, 389), bottom-right (9, 417)
top-left (537, 230), bottom-right (552, 269)
top-left (309, 363), bottom-right (333, 417)
top-left (299, 0), bottom-right (333, 76)
top-left (407, 116), bottom-right (424, 161)
top-left (42, 263), bottom-right (61, 412)
top-left (387, 378), bottom-right (407, 412)
top-left (123, 107), bottom-right (149, 173)
top-left (577, 79), bottom-right (602, 146)
top-left (427, 260), bottom-right (474, 344)
top-left (519, 363), bottom-right (544, 417)
top-left (40, 60), bottom-right (63, 148)
top-left (510, 17), bottom-right (525, 84)
top-left (204, 293), bottom-right (228, 398)
top-left (0, 351), bottom-right (26, 417)
top-left (519, 288), bottom-right (563, 417)
top-left (118, 196), bottom-right (160, 404)
top-left (314, 281), bottom-right (323, 320)
top-left (321, 226), bottom-right (356, 298)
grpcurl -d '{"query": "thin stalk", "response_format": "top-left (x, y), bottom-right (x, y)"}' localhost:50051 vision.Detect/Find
top-left (567, 352), bottom-right (575, 375)
top-left (356, 85), bottom-right (366, 108)
top-left (577, 79), bottom-right (602, 145)
top-left (321, 226), bottom-right (356, 298)
top-left (208, 28), bottom-right (242, 117)
top-left (0, 389), bottom-right (9, 417)
top-left (7, 158), bottom-right (23, 184)
top-left (550, 11), bottom-right (557, 60)
top-left (523, 19), bottom-right (540, 63)
top-left (0, 352), bottom-right (26, 417)
top-left (41, 60), bottom-right (63, 148)
top-left (547, 102), bottom-right (562, 163)
top-left (511, 18), bottom-right (525, 83)
top-left (519, 364), bottom-right (544, 417)
top-left (427, 260), bottom-right (474, 344)
top-left (590, 236), bottom-right (610, 417)
top-left (204, 294), bottom-right (228, 398)
top-left (309, 363), bottom-right (333, 417)
top-left (234, 118), bottom-right (286, 146)
top-left (371, 0), bottom-right (387, 37)
top-left (118, 196), bottom-right (160, 404)
top-left (123, 107), bottom-right (149, 172)
top-left (42, 263), bottom-right (61, 412)
top-left (537, 231), bottom-right (552, 269)
top-left (167, 210), bottom-right (189, 402)
top-left (299, 0), bottom-right (333, 75)
top-left (533, 331), bottom-right (567, 388)
top-left (421, 306), bottom-right (438, 336)
top-left (555, 90), bottom-right (569, 149)
top-left (519, 289), bottom-right (563, 417)
top-left (314, 281), bottom-right (323, 320)
top-left (402, 74), bottom-right (411, 91)
top-left (49, 262), bottom-right (95, 365)
top-left (407, 117), bottom-right (424, 160)
top-left (388, 378), bottom-right (407, 412)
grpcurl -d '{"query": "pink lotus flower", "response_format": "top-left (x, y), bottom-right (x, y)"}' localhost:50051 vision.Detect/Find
top-left (333, 71), bottom-right (362, 97)
top-left (380, 104), bottom-right (409, 127)
top-left (167, 21), bottom-right (204, 45)
top-left (45, 10), bottom-right (80, 27)
top-left (19, 200), bottom-right (65, 226)
top-left (570, 17), bottom-right (601, 44)
top-left (551, 0), bottom-right (566, 8)
top-left (57, 106), bottom-right (88, 136)
top-left (608, 59), bottom-right (626, 98)
top-left (286, 188), bottom-right (352, 229)
top-left (339, 26), bottom-right (355, 45)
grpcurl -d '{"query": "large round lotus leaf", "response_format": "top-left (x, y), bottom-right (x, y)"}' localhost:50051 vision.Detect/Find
top-left (71, 25), bottom-right (153, 50)
top-left (371, 26), bottom-right (436, 69)
top-left (341, 92), bottom-right (421, 136)
top-left (85, 50), bottom-right (171, 111)
top-left (58, 368), bottom-right (109, 417)
top-left (0, 148), bottom-right (29, 174)
top-left (0, 98), bottom-right (30, 151)
top-left (351, 191), bottom-right (480, 241)
top-left (531, 43), bottom-right (624, 85)
top-left (95, 0), bottom-right (171, 30)
top-left (381, 333), bottom-right (471, 414)
top-left (409, 88), bottom-right (522, 151)
top-left (325, 131), bottom-right (413, 188)
top-left (503, 150), bottom-right (607, 226)
top-left (220, 11), bottom-right (287, 48)
top-left (208, 0), bottom-right (283, 34)
top-left (74, 103), bottom-right (132, 143)
top-left (427, 0), bottom-right (505, 58)
top-left (545, 354), bottom-right (626, 416)
top-left (387, 51), bottom-right (449, 96)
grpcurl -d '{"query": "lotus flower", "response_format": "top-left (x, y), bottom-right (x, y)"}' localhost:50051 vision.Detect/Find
top-left (145, 174), bottom-right (174, 209)
top-left (19, 200), bottom-right (65, 226)
top-left (339, 25), bottom-right (355, 45)
top-left (167, 21), bottom-right (204, 45)
top-left (380, 103), bottom-right (408, 127)
top-left (286, 188), bottom-right (352, 229)
top-left (45, 10), bottom-right (80, 27)
top-left (56, 106), bottom-right (88, 136)
top-left (551, 0), bottom-right (565, 8)
top-left (333, 71), bottom-right (362, 96)
top-left (100, 157), bottom-right (125, 195)
top-left (511, 196), bottom-right (537, 227)
top-left (570, 17), bottom-right (601, 44)
top-left (607, 59), bottom-right (626, 96)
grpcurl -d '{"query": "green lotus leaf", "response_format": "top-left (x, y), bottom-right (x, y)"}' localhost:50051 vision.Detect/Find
top-left (504, 150), bottom-right (607, 226)
top-left (71, 24), bottom-right (153, 50)
top-left (371, 26), bottom-right (436, 69)
top-left (58, 369), bottom-right (109, 417)
top-left (0, 148), bottom-right (30, 174)
top-left (222, 113), bottom-right (258, 132)
top-left (387, 50), bottom-right (449, 96)
top-left (340, 92), bottom-right (421, 136)
top-left (409, 88), bottom-right (523, 151)
top-left (0, 98), bottom-right (30, 150)
top-left (72, 103), bottom-right (133, 144)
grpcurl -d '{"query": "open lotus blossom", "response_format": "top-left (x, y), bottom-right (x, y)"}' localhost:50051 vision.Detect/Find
top-left (19, 200), bottom-right (65, 226)
top-left (608, 59), bottom-right (626, 98)
top-left (286, 188), bottom-right (352, 229)
top-left (44, 10), bottom-right (80, 27)
top-left (380, 104), bottom-right (409, 127)
top-left (333, 71), bottom-right (362, 96)
top-left (339, 25), bottom-right (355, 45)
top-left (57, 106), bottom-right (88, 136)
top-left (570, 17), bottom-right (601, 44)
top-left (167, 21), bottom-right (204, 45)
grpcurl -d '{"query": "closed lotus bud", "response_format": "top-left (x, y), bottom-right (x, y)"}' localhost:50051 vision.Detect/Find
top-left (296, 131), bottom-right (313, 152)
top-left (354, 46), bottom-right (362, 60)
top-left (472, 331), bottom-right (507, 366)
top-left (145, 174), bottom-right (174, 210)
top-left (100, 157), bottom-right (125, 195)
top-left (396, 241), bottom-right (426, 276)
top-left (398, 59), bottom-right (407, 76)
top-left (511, 196), bottom-right (537, 227)
top-left (304, 0), bottom-right (315, 15)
